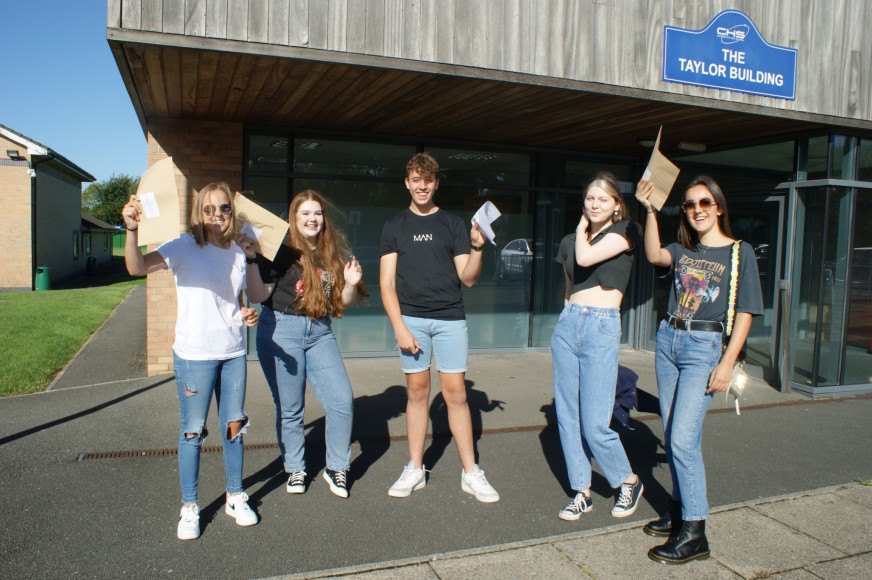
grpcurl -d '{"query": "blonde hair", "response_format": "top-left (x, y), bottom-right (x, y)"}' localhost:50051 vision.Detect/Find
top-left (581, 171), bottom-right (628, 240)
top-left (288, 190), bottom-right (368, 318)
top-left (190, 182), bottom-right (238, 247)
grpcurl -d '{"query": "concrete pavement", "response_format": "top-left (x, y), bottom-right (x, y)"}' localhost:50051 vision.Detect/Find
top-left (1, 287), bottom-right (870, 579)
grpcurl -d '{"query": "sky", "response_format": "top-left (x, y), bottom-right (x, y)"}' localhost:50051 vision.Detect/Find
top-left (1, 1), bottom-right (145, 185)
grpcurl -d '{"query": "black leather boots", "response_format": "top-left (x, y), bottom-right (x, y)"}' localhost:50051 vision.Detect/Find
top-left (643, 500), bottom-right (682, 538)
top-left (648, 519), bottom-right (711, 565)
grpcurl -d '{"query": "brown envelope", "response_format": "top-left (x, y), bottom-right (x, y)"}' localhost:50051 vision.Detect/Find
top-left (234, 192), bottom-right (290, 262)
top-left (637, 127), bottom-right (680, 211)
top-left (135, 157), bottom-right (181, 246)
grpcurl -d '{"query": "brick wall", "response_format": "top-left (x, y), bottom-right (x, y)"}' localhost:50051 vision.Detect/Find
top-left (0, 137), bottom-right (33, 290)
top-left (145, 119), bottom-right (244, 375)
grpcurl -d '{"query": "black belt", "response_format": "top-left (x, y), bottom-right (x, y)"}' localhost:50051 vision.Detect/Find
top-left (666, 316), bottom-right (723, 333)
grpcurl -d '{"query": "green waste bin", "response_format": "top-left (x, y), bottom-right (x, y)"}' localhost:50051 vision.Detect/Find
top-left (87, 256), bottom-right (98, 275)
top-left (35, 266), bottom-right (51, 291)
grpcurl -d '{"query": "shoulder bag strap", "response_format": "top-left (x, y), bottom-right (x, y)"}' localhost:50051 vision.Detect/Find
top-left (724, 240), bottom-right (741, 336)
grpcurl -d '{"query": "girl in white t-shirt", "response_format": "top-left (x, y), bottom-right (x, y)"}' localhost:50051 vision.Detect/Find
top-left (122, 181), bottom-right (260, 541)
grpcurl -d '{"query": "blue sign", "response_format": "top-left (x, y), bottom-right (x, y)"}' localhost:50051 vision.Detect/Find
top-left (662, 10), bottom-right (797, 100)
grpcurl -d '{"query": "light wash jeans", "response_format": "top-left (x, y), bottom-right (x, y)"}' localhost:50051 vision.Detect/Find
top-left (256, 307), bottom-right (353, 473)
top-left (654, 319), bottom-right (722, 520)
top-left (551, 304), bottom-right (632, 491)
top-left (173, 353), bottom-right (248, 504)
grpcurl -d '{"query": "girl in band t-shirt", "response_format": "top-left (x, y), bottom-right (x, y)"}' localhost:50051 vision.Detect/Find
top-left (638, 176), bottom-right (762, 565)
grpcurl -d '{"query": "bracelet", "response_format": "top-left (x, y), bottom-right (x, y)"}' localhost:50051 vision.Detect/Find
top-left (470, 243), bottom-right (484, 251)
top-left (647, 209), bottom-right (656, 214)
top-left (245, 255), bottom-right (258, 264)
top-left (126, 227), bottom-right (138, 232)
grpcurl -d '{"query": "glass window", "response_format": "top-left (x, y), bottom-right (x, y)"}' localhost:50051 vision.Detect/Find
top-left (73, 231), bottom-right (80, 259)
top-left (244, 176), bottom-right (291, 219)
top-left (859, 139), bottom-right (872, 181)
top-left (803, 136), bottom-right (829, 181)
top-left (675, 140), bottom-right (795, 189)
top-left (293, 138), bottom-right (412, 180)
top-left (103, 234), bottom-right (110, 253)
top-left (427, 147), bottom-right (531, 188)
top-left (248, 134), bottom-right (289, 172)
top-left (843, 190), bottom-right (872, 384)
top-left (831, 135), bottom-right (854, 180)
top-left (789, 186), bottom-right (852, 388)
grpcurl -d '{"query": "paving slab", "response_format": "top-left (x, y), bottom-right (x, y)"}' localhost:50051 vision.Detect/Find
top-left (430, 544), bottom-right (585, 579)
top-left (755, 491), bottom-right (872, 554)
top-left (555, 529), bottom-right (740, 579)
top-left (805, 552), bottom-right (872, 579)
top-left (706, 507), bottom-right (845, 578)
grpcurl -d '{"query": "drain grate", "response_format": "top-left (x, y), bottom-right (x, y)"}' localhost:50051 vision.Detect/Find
top-left (78, 442), bottom-right (280, 461)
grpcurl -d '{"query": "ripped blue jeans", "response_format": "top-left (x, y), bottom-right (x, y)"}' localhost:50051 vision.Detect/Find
top-left (173, 353), bottom-right (248, 503)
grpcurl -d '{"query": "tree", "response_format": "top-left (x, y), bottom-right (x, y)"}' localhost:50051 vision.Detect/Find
top-left (82, 174), bottom-right (139, 226)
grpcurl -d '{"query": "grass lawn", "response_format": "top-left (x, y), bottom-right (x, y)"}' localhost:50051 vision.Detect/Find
top-left (0, 278), bottom-right (145, 397)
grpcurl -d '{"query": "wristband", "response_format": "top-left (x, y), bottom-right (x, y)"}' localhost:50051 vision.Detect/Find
top-left (470, 243), bottom-right (484, 251)
top-left (245, 255), bottom-right (259, 264)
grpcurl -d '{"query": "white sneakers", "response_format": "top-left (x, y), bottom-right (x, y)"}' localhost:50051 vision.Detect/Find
top-left (388, 461), bottom-right (427, 497)
top-left (177, 504), bottom-right (201, 540)
top-left (388, 461), bottom-right (500, 503)
top-left (177, 492), bottom-right (258, 540)
top-left (225, 492), bottom-right (259, 526)
top-left (461, 464), bottom-right (500, 503)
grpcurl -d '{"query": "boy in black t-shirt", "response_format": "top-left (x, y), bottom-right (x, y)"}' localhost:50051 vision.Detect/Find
top-left (379, 152), bottom-right (499, 502)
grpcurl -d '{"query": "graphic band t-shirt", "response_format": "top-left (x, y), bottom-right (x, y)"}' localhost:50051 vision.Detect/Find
top-left (664, 241), bottom-right (764, 322)
top-left (380, 208), bottom-right (471, 320)
top-left (257, 243), bottom-right (336, 316)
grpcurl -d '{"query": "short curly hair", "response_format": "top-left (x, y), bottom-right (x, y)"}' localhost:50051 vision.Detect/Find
top-left (406, 152), bottom-right (440, 180)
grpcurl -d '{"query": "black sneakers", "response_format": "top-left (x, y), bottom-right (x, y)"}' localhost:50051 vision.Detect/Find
top-left (323, 468), bottom-right (349, 499)
top-left (611, 478), bottom-right (644, 517)
top-left (559, 492), bottom-right (593, 521)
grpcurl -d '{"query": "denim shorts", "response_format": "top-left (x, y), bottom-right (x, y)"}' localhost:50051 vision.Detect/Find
top-left (399, 315), bottom-right (468, 374)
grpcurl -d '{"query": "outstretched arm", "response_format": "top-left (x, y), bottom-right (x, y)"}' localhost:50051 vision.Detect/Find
top-left (636, 180), bottom-right (671, 267)
top-left (121, 195), bottom-right (167, 276)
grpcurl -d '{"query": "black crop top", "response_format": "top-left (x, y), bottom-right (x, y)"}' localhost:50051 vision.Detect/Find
top-left (556, 220), bottom-right (639, 295)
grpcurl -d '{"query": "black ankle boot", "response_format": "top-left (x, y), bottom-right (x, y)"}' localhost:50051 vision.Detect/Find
top-left (648, 519), bottom-right (710, 565)
top-left (643, 500), bottom-right (681, 538)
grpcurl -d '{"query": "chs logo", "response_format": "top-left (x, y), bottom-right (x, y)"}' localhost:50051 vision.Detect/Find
top-left (413, 234), bottom-right (433, 242)
top-left (717, 24), bottom-right (748, 44)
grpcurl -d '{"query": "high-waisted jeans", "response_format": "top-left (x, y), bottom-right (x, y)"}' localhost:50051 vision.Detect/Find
top-left (551, 304), bottom-right (632, 491)
top-left (654, 319), bottom-right (722, 520)
top-left (256, 307), bottom-right (353, 473)
top-left (173, 353), bottom-right (248, 503)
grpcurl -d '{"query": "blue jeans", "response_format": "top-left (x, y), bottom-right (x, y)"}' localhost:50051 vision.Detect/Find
top-left (654, 320), bottom-right (722, 520)
top-left (173, 353), bottom-right (249, 504)
top-left (551, 304), bottom-right (632, 491)
top-left (256, 307), bottom-right (353, 473)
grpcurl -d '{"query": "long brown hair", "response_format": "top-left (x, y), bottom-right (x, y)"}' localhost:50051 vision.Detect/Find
top-left (288, 190), bottom-right (368, 318)
top-left (190, 182), bottom-right (237, 247)
top-left (581, 171), bottom-right (629, 241)
top-left (678, 176), bottom-right (734, 249)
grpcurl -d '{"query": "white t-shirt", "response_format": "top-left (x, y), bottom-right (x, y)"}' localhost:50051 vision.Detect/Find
top-left (157, 234), bottom-right (247, 360)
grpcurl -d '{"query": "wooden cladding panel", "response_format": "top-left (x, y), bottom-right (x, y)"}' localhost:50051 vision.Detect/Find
top-left (111, 0), bottom-right (872, 123)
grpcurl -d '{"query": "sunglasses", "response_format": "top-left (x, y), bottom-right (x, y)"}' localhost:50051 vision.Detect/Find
top-left (681, 198), bottom-right (717, 213)
top-left (203, 203), bottom-right (232, 216)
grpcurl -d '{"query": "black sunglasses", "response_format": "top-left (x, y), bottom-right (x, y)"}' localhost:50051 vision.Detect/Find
top-left (681, 198), bottom-right (717, 213)
top-left (203, 203), bottom-right (232, 216)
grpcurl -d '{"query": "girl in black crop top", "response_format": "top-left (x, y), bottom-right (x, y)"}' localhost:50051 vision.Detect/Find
top-left (551, 171), bottom-right (644, 524)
